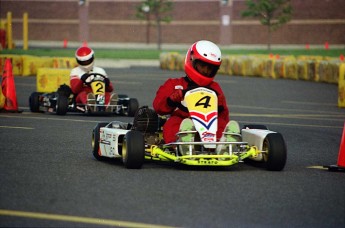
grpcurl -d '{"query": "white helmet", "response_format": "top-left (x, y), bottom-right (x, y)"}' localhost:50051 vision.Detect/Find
top-left (184, 40), bottom-right (222, 86)
top-left (75, 46), bottom-right (94, 71)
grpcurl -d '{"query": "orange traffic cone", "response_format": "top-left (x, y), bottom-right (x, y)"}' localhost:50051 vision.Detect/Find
top-left (1, 58), bottom-right (20, 113)
top-left (326, 122), bottom-right (345, 172)
top-left (63, 39), bottom-right (68, 48)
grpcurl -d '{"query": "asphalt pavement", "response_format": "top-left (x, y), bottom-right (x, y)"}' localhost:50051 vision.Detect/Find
top-left (1, 66), bottom-right (345, 228)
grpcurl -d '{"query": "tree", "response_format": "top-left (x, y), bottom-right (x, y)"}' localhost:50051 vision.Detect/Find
top-left (241, 0), bottom-right (293, 50)
top-left (136, 0), bottom-right (173, 50)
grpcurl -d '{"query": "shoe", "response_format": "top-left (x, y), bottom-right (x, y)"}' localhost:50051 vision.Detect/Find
top-left (216, 120), bottom-right (241, 154)
top-left (178, 118), bottom-right (196, 156)
top-left (224, 120), bottom-right (241, 141)
top-left (87, 93), bottom-right (96, 112)
top-left (107, 93), bottom-right (118, 112)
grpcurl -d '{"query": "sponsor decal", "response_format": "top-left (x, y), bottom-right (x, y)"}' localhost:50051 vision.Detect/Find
top-left (201, 131), bottom-right (216, 142)
top-left (198, 159), bottom-right (219, 165)
top-left (100, 139), bottom-right (111, 145)
top-left (190, 111), bottom-right (217, 130)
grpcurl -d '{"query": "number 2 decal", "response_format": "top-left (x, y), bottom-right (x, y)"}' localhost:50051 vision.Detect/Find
top-left (95, 82), bottom-right (104, 93)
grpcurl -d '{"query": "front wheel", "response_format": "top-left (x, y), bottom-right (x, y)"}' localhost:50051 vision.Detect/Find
top-left (92, 122), bottom-right (109, 161)
top-left (262, 133), bottom-right (287, 171)
top-left (122, 130), bottom-right (145, 169)
top-left (56, 95), bottom-right (68, 115)
top-left (29, 92), bottom-right (41, 112)
top-left (127, 98), bottom-right (139, 117)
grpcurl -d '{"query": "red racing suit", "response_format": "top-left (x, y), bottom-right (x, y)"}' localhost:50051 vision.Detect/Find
top-left (70, 66), bottom-right (114, 104)
top-left (153, 76), bottom-right (230, 143)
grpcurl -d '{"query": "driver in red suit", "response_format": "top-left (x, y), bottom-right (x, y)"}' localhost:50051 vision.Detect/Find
top-left (153, 40), bottom-right (230, 143)
top-left (70, 46), bottom-right (114, 105)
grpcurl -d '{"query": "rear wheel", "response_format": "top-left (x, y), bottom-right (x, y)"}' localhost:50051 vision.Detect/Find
top-left (29, 92), bottom-right (41, 112)
top-left (56, 95), bottom-right (68, 115)
top-left (127, 98), bottom-right (139, 117)
top-left (122, 130), bottom-right (145, 169)
top-left (262, 133), bottom-right (287, 171)
top-left (92, 122), bottom-right (109, 161)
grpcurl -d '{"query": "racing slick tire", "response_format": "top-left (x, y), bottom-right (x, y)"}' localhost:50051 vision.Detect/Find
top-left (127, 98), bottom-right (139, 117)
top-left (56, 95), bottom-right (68, 115)
top-left (263, 133), bottom-right (287, 171)
top-left (29, 92), bottom-right (41, 112)
top-left (92, 122), bottom-right (109, 161)
top-left (122, 130), bottom-right (145, 169)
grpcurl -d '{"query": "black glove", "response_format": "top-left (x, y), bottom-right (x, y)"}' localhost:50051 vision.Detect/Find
top-left (104, 78), bottom-right (110, 87)
top-left (81, 73), bottom-right (89, 83)
top-left (167, 89), bottom-right (183, 107)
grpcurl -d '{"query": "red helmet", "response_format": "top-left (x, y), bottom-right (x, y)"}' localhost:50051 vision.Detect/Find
top-left (184, 40), bottom-right (222, 86)
top-left (75, 46), bottom-right (94, 71)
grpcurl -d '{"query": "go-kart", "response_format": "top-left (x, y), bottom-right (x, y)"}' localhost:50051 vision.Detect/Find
top-left (92, 87), bottom-right (287, 170)
top-left (29, 73), bottom-right (139, 116)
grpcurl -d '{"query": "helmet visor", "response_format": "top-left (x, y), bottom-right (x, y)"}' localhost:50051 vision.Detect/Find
top-left (193, 60), bottom-right (219, 78)
top-left (77, 56), bottom-right (94, 66)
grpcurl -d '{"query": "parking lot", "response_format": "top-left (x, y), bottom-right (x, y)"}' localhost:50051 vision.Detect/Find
top-left (1, 66), bottom-right (344, 227)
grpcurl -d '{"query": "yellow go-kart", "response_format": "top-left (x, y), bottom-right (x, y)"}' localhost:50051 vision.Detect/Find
top-left (92, 87), bottom-right (287, 171)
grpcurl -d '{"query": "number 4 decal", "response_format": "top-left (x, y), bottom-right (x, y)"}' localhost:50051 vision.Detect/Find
top-left (195, 96), bottom-right (211, 108)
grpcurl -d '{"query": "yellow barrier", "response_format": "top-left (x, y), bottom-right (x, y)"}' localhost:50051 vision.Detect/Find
top-left (22, 55), bottom-right (53, 76)
top-left (159, 53), bottom-right (169, 70)
top-left (158, 53), bottom-right (344, 85)
top-left (327, 60), bottom-right (341, 84)
top-left (263, 58), bottom-right (275, 78)
top-left (273, 59), bottom-right (285, 79)
top-left (0, 55), bottom-right (23, 76)
top-left (230, 56), bottom-right (245, 76)
top-left (0, 55), bottom-right (77, 76)
top-left (36, 68), bottom-right (70, 93)
top-left (285, 60), bottom-right (298, 80)
top-left (52, 57), bottom-right (78, 69)
top-left (218, 56), bottom-right (228, 75)
top-left (338, 63), bottom-right (345, 108)
top-left (0, 85), bottom-right (5, 109)
top-left (250, 57), bottom-right (265, 77)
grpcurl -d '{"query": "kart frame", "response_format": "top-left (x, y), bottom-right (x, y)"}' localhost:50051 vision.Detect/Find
top-left (93, 120), bottom-right (287, 171)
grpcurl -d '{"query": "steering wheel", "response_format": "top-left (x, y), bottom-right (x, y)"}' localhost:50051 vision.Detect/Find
top-left (83, 73), bottom-right (107, 85)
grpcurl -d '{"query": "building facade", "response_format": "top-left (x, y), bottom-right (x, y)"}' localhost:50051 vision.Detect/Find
top-left (1, 0), bottom-right (344, 45)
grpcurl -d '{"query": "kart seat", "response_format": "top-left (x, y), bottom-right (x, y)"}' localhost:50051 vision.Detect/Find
top-left (57, 84), bottom-right (72, 97)
top-left (132, 106), bottom-right (159, 133)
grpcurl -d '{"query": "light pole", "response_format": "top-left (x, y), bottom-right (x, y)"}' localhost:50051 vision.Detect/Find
top-left (79, 0), bottom-right (89, 44)
top-left (141, 4), bottom-right (150, 44)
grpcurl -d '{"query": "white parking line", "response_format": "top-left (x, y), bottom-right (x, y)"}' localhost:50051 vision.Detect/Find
top-left (0, 209), bottom-right (175, 228)
top-left (0, 125), bottom-right (34, 130)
